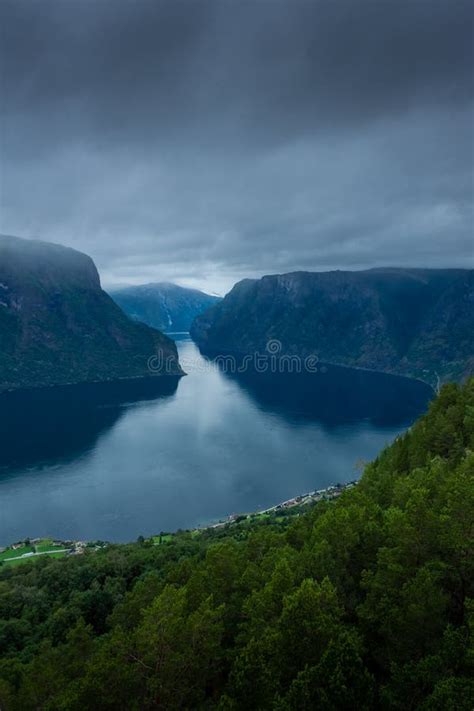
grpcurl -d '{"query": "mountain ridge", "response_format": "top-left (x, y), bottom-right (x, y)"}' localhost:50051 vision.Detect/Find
top-left (191, 267), bottom-right (474, 386)
top-left (110, 281), bottom-right (221, 333)
top-left (0, 235), bottom-right (183, 392)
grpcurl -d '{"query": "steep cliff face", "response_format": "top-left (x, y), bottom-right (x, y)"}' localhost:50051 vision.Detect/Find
top-left (0, 235), bottom-right (183, 392)
top-left (110, 282), bottom-right (221, 333)
top-left (191, 268), bottom-right (474, 385)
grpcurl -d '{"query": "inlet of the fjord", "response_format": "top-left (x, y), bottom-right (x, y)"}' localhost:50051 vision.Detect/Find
top-left (0, 337), bottom-right (432, 545)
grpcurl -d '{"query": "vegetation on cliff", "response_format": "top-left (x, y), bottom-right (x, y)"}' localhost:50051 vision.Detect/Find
top-left (0, 235), bottom-right (182, 391)
top-left (191, 268), bottom-right (474, 386)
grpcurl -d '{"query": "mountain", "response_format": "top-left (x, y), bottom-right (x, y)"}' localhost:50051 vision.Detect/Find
top-left (0, 379), bottom-right (473, 709)
top-left (0, 235), bottom-right (182, 392)
top-left (109, 282), bottom-right (221, 333)
top-left (191, 267), bottom-right (474, 385)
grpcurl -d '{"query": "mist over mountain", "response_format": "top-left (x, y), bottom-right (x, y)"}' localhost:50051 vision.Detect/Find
top-left (110, 282), bottom-right (220, 333)
top-left (1, 0), bottom-right (472, 289)
top-left (0, 235), bottom-right (182, 392)
top-left (192, 267), bottom-right (474, 386)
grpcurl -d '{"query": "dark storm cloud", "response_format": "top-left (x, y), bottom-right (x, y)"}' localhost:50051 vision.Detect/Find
top-left (1, 0), bottom-right (473, 293)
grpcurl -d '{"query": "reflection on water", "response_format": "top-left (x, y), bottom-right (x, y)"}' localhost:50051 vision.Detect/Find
top-left (0, 338), bottom-right (433, 545)
top-left (199, 349), bottom-right (432, 427)
top-left (0, 377), bottom-right (180, 472)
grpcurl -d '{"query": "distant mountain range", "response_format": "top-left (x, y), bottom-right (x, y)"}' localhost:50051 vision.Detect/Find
top-left (191, 268), bottom-right (474, 386)
top-left (0, 235), bottom-right (182, 392)
top-left (110, 282), bottom-right (221, 333)
top-left (1, 238), bottom-right (471, 393)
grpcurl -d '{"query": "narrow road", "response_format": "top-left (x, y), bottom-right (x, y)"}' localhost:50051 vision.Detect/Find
top-left (3, 549), bottom-right (69, 562)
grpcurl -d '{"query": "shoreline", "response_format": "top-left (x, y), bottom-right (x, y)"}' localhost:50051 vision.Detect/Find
top-left (196, 344), bottom-right (438, 393)
top-left (0, 371), bottom-right (184, 397)
top-left (203, 479), bottom-right (359, 530)
top-left (0, 480), bottom-right (359, 561)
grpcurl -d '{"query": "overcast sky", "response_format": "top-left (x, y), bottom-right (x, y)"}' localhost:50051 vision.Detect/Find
top-left (1, 0), bottom-right (473, 294)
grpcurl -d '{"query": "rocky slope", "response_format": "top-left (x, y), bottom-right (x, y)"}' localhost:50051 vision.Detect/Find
top-left (191, 268), bottom-right (474, 385)
top-left (0, 235), bottom-right (182, 392)
top-left (110, 282), bottom-right (221, 333)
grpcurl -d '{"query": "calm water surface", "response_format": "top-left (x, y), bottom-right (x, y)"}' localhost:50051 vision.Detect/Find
top-left (0, 338), bottom-right (433, 544)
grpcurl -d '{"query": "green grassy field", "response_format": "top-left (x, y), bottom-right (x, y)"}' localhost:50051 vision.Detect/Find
top-left (0, 545), bottom-right (34, 561)
top-left (34, 539), bottom-right (63, 553)
top-left (0, 541), bottom-right (70, 567)
top-left (251, 512), bottom-right (270, 520)
top-left (42, 551), bottom-right (69, 559)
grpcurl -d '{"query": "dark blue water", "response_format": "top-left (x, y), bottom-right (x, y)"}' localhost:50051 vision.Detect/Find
top-left (0, 338), bottom-right (433, 544)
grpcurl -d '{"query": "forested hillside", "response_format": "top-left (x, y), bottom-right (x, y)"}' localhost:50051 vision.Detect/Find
top-left (191, 269), bottom-right (474, 386)
top-left (0, 235), bottom-right (182, 391)
top-left (0, 380), bottom-right (472, 710)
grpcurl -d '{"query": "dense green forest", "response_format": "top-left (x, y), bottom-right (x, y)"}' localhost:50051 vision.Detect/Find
top-left (0, 380), bottom-right (472, 709)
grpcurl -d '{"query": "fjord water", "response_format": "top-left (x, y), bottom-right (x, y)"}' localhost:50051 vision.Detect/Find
top-left (0, 338), bottom-right (432, 545)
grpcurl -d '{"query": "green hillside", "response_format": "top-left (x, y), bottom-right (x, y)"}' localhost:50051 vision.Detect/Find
top-left (191, 269), bottom-right (474, 387)
top-left (0, 380), bottom-right (472, 709)
top-left (0, 235), bottom-right (182, 391)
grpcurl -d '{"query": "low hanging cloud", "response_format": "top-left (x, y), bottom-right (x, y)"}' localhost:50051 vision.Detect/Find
top-left (1, 0), bottom-right (472, 294)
